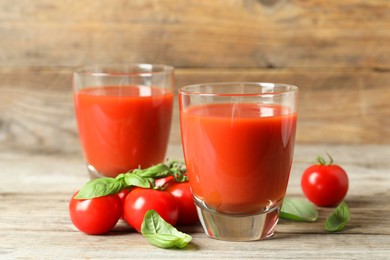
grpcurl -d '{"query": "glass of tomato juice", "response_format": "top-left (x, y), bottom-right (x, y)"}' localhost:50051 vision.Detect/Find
top-left (179, 82), bottom-right (298, 241)
top-left (73, 64), bottom-right (174, 179)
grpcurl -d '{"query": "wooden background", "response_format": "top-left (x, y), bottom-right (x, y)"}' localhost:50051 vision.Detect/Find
top-left (0, 0), bottom-right (389, 154)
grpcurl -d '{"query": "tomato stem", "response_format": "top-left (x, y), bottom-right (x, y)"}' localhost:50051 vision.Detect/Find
top-left (316, 152), bottom-right (334, 166)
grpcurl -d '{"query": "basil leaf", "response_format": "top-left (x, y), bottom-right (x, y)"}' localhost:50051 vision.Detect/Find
top-left (141, 210), bottom-right (192, 249)
top-left (138, 164), bottom-right (170, 179)
top-left (324, 201), bottom-right (350, 232)
top-left (115, 173), bottom-right (128, 183)
top-left (75, 177), bottom-right (124, 199)
top-left (280, 197), bottom-right (318, 222)
top-left (124, 173), bottom-right (151, 188)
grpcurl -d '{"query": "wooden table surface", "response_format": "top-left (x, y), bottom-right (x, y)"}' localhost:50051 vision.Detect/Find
top-left (1, 143), bottom-right (389, 259)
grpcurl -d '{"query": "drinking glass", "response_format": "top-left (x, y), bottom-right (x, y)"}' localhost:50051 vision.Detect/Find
top-left (73, 64), bottom-right (174, 179)
top-left (179, 82), bottom-right (298, 241)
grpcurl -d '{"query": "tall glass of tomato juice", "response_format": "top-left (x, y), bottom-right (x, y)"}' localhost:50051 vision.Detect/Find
top-left (179, 82), bottom-right (298, 241)
top-left (73, 64), bottom-right (174, 179)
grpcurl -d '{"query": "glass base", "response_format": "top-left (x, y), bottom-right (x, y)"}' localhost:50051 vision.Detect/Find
top-left (195, 200), bottom-right (280, 241)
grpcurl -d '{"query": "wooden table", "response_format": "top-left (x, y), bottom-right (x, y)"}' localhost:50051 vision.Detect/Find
top-left (1, 144), bottom-right (389, 259)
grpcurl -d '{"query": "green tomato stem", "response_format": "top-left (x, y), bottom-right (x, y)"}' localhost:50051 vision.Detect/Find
top-left (316, 152), bottom-right (334, 166)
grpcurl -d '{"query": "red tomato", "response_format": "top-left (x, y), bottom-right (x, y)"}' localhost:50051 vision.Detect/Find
top-left (165, 182), bottom-right (199, 225)
top-left (117, 188), bottom-right (130, 220)
top-left (301, 157), bottom-right (349, 207)
top-left (69, 193), bottom-right (122, 235)
top-left (123, 188), bottom-right (179, 232)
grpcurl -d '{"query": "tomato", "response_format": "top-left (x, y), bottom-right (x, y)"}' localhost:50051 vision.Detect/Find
top-left (117, 188), bottom-right (130, 220)
top-left (165, 181), bottom-right (199, 225)
top-left (123, 188), bottom-right (179, 232)
top-left (69, 192), bottom-right (122, 235)
top-left (117, 188), bottom-right (130, 203)
top-left (301, 156), bottom-right (349, 207)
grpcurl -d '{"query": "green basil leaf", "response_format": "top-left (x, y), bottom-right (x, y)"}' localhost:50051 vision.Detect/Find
top-left (141, 210), bottom-right (192, 249)
top-left (138, 164), bottom-right (170, 179)
top-left (124, 173), bottom-right (151, 188)
top-left (324, 201), bottom-right (350, 232)
top-left (75, 177), bottom-right (124, 199)
top-left (115, 173), bottom-right (128, 183)
top-left (280, 197), bottom-right (318, 222)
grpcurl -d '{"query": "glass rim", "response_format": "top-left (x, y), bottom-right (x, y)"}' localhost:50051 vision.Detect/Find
top-left (73, 63), bottom-right (174, 77)
top-left (178, 82), bottom-right (298, 97)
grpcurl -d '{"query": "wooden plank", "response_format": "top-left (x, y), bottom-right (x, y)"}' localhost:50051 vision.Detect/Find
top-left (177, 67), bottom-right (390, 145)
top-left (1, 231), bottom-right (389, 259)
top-left (2, 144), bottom-right (390, 195)
top-left (0, 0), bottom-right (388, 68)
top-left (2, 143), bottom-right (390, 193)
top-left (1, 143), bottom-right (389, 258)
top-left (1, 191), bottom-right (389, 235)
top-left (1, 67), bottom-right (389, 151)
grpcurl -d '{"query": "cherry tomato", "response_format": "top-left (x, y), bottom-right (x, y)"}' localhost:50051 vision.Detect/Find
top-left (117, 188), bottom-right (130, 220)
top-left (123, 188), bottom-right (179, 232)
top-left (165, 181), bottom-right (199, 225)
top-left (69, 193), bottom-right (122, 235)
top-left (301, 155), bottom-right (349, 207)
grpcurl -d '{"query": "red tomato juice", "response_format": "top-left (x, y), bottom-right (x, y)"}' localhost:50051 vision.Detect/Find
top-left (74, 85), bottom-right (173, 177)
top-left (180, 103), bottom-right (297, 214)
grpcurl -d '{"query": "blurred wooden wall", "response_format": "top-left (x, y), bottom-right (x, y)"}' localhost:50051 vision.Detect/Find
top-left (0, 0), bottom-right (389, 153)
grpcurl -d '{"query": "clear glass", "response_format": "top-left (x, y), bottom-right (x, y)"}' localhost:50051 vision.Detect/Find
top-left (73, 64), bottom-right (174, 179)
top-left (179, 82), bottom-right (298, 241)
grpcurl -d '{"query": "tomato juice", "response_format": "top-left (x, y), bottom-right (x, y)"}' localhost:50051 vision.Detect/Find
top-left (180, 103), bottom-right (297, 215)
top-left (74, 85), bottom-right (173, 177)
